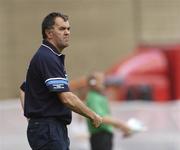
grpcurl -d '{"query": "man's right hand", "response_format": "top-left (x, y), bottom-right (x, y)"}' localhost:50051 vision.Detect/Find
top-left (91, 114), bottom-right (102, 128)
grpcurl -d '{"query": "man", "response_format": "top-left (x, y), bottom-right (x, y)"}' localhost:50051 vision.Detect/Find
top-left (86, 72), bottom-right (133, 150)
top-left (22, 12), bottom-right (102, 150)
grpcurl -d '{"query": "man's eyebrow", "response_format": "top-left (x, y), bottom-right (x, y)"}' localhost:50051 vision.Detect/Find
top-left (59, 26), bottom-right (71, 29)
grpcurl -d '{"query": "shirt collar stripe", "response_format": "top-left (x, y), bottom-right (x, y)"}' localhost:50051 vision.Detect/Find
top-left (41, 43), bottom-right (62, 57)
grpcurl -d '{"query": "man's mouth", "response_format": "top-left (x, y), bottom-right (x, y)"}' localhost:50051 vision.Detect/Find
top-left (64, 38), bottom-right (69, 42)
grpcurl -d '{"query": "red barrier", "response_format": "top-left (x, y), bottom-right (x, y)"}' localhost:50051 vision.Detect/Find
top-left (164, 46), bottom-right (180, 99)
top-left (106, 48), bottom-right (170, 101)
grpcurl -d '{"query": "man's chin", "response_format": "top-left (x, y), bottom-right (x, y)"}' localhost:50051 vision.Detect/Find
top-left (64, 44), bottom-right (69, 48)
top-left (61, 44), bottom-right (69, 50)
top-left (65, 43), bottom-right (69, 47)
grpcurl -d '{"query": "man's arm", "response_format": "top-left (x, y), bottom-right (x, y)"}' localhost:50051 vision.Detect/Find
top-left (19, 82), bottom-right (26, 110)
top-left (103, 116), bottom-right (133, 137)
top-left (19, 89), bottom-right (25, 110)
top-left (58, 92), bottom-right (102, 128)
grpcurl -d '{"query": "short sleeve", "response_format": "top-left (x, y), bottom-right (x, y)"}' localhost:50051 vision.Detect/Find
top-left (39, 55), bottom-right (69, 92)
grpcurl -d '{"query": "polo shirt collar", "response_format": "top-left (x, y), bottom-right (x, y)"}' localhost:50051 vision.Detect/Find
top-left (41, 40), bottom-right (63, 56)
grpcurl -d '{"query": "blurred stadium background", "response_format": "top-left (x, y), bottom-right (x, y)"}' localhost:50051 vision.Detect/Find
top-left (1, 0), bottom-right (180, 99)
top-left (0, 0), bottom-right (180, 150)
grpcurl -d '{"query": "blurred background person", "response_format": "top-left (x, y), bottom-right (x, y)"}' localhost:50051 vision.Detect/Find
top-left (86, 72), bottom-right (133, 150)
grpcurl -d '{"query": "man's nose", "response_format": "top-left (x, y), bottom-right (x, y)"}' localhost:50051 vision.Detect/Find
top-left (65, 29), bottom-right (70, 34)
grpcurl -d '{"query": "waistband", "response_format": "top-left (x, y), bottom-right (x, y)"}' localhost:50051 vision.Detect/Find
top-left (29, 117), bottom-right (66, 125)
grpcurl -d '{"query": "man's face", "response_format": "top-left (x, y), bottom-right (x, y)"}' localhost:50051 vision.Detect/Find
top-left (50, 17), bottom-right (70, 50)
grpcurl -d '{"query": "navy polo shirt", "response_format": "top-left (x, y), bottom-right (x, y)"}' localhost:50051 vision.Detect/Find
top-left (24, 40), bottom-right (72, 124)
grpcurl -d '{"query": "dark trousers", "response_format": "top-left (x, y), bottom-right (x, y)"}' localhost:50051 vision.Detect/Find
top-left (90, 131), bottom-right (113, 150)
top-left (27, 118), bottom-right (70, 150)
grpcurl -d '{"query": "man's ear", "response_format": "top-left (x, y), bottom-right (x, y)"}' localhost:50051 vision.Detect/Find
top-left (45, 29), bottom-right (53, 39)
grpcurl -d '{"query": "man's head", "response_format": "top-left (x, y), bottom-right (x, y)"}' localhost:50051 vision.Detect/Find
top-left (42, 12), bottom-right (70, 51)
top-left (87, 72), bottom-right (105, 92)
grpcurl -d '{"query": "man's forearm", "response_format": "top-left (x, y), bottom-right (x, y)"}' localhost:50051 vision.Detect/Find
top-left (58, 92), bottom-right (97, 121)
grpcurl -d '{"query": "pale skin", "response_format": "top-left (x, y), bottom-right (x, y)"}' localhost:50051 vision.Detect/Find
top-left (88, 72), bottom-right (133, 137)
top-left (103, 116), bottom-right (132, 137)
top-left (20, 17), bottom-right (102, 128)
top-left (19, 88), bottom-right (25, 111)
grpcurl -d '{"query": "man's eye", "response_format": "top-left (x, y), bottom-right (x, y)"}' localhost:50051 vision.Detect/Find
top-left (59, 27), bottom-right (70, 31)
top-left (59, 28), bottom-right (64, 31)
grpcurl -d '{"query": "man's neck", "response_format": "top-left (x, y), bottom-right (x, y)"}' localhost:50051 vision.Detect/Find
top-left (46, 39), bottom-right (63, 53)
